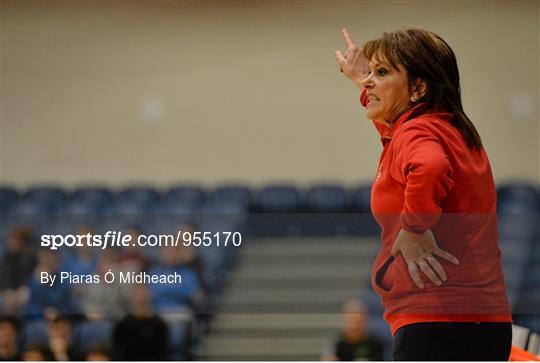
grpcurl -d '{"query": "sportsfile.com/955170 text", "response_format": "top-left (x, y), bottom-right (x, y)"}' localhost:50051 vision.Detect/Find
top-left (40, 230), bottom-right (242, 250)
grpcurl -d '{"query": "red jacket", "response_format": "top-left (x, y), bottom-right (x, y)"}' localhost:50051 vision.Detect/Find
top-left (360, 91), bottom-right (512, 335)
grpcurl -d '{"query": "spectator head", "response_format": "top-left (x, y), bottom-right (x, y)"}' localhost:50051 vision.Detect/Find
top-left (0, 316), bottom-right (19, 351)
top-left (47, 315), bottom-right (72, 344)
top-left (7, 226), bottom-right (34, 252)
top-left (158, 222), bottom-right (198, 266)
top-left (128, 284), bottom-right (153, 317)
top-left (95, 248), bottom-right (119, 276)
top-left (342, 298), bottom-right (369, 341)
top-left (86, 346), bottom-right (111, 361)
top-left (158, 245), bottom-right (178, 266)
top-left (36, 250), bottom-right (61, 274)
top-left (22, 345), bottom-right (51, 361)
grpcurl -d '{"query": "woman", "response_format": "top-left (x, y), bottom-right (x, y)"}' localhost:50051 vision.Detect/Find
top-left (335, 28), bottom-right (512, 360)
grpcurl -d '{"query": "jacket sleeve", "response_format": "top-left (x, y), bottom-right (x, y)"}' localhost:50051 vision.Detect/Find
top-left (394, 122), bottom-right (455, 234)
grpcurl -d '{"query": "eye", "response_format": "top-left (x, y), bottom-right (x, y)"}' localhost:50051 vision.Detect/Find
top-left (377, 68), bottom-right (387, 76)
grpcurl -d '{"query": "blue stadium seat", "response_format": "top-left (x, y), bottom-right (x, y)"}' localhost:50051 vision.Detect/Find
top-left (351, 185), bottom-right (372, 213)
top-left (164, 318), bottom-right (192, 360)
top-left (500, 245), bottom-right (530, 269)
top-left (513, 315), bottom-right (540, 335)
top-left (503, 267), bottom-right (523, 307)
top-left (58, 200), bottom-right (101, 223)
top-left (531, 244), bottom-right (540, 264)
top-left (306, 184), bottom-right (349, 212)
top-left (198, 202), bottom-right (247, 238)
top-left (212, 185), bottom-right (251, 209)
top-left (119, 186), bottom-right (160, 205)
top-left (498, 214), bottom-right (537, 242)
top-left (249, 185), bottom-right (304, 235)
top-left (99, 200), bottom-right (152, 231)
top-left (78, 320), bottom-right (113, 353)
top-left (256, 184), bottom-right (301, 212)
top-left (523, 264), bottom-right (540, 289)
top-left (72, 186), bottom-right (114, 207)
top-left (196, 244), bottom-right (228, 295)
top-left (25, 185), bottom-right (66, 207)
top-left (11, 200), bottom-right (51, 226)
top-left (113, 200), bottom-right (152, 215)
top-left (152, 200), bottom-right (199, 233)
top-left (517, 291), bottom-right (540, 314)
top-left (0, 186), bottom-right (19, 213)
top-left (166, 185), bottom-right (206, 209)
top-left (497, 183), bottom-right (540, 213)
top-left (22, 320), bottom-right (48, 348)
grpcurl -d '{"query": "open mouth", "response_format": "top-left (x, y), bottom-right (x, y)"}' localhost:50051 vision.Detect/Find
top-left (367, 94), bottom-right (380, 105)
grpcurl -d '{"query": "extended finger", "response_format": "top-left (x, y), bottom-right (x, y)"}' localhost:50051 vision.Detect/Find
top-left (407, 261), bottom-right (425, 289)
top-left (335, 50), bottom-right (346, 65)
top-left (425, 255), bottom-right (447, 281)
top-left (433, 248), bottom-right (459, 265)
top-left (335, 50), bottom-right (346, 72)
top-left (417, 258), bottom-right (442, 286)
top-left (341, 28), bottom-right (357, 49)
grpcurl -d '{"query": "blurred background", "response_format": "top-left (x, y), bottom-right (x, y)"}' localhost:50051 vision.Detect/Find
top-left (1, 0), bottom-right (539, 361)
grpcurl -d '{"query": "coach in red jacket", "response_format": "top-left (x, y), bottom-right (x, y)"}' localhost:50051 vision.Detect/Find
top-left (336, 28), bottom-right (512, 360)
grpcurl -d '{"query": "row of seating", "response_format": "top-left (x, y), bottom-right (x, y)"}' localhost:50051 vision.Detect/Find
top-left (0, 184), bottom-right (374, 214)
top-left (2, 183), bottom-right (538, 214)
top-left (3, 182), bottom-right (538, 237)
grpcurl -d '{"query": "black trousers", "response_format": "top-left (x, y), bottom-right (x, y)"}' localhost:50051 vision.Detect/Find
top-left (392, 322), bottom-right (512, 361)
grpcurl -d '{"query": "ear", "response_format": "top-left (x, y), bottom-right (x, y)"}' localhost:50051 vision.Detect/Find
top-left (410, 78), bottom-right (427, 102)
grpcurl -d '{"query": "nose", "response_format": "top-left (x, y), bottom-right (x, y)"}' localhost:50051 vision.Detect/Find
top-left (361, 72), bottom-right (374, 89)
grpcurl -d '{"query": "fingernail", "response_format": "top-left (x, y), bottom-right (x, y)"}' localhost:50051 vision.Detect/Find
top-left (436, 281), bottom-right (441, 286)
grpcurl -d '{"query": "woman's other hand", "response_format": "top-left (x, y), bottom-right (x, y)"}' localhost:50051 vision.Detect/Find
top-left (335, 28), bottom-right (370, 89)
top-left (391, 229), bottom-right (459, 289)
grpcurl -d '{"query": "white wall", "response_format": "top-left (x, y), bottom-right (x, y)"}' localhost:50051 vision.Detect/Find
top-left (2, 0), bottom-right (538, 188)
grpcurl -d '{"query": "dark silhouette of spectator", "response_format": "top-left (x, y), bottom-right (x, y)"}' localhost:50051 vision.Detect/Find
top-left (112, 284), bottom-right (169, 360)
top-left (0, 226), bottom-right (37, 290)
top-left (0, 226), bottom-right (37, 314)
top-left (45, 315), bottom-right (83, 361)
top-left (25, 250), bottom-right (78, 320)
top-left (322, 299), bottom-right (384, 361)
top-left (0, 316), bottom-right (20, 360)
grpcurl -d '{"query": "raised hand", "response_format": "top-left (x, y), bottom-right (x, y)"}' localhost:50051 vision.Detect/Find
top-left (335, 28), bottom-right (370, 89)
top-left (391, 229), bottom-right (459, 289)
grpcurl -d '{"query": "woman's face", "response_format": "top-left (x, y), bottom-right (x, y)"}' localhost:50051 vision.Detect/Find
top-left (362, 55), bottom-right (413, 123)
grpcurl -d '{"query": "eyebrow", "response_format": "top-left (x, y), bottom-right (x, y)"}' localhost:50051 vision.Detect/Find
top-left (369, 61), bottom-right (388, 68)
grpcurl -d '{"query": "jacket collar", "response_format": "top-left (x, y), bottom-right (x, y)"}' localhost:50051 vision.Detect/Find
top-left (379, 102), bottom-right (451, 145)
